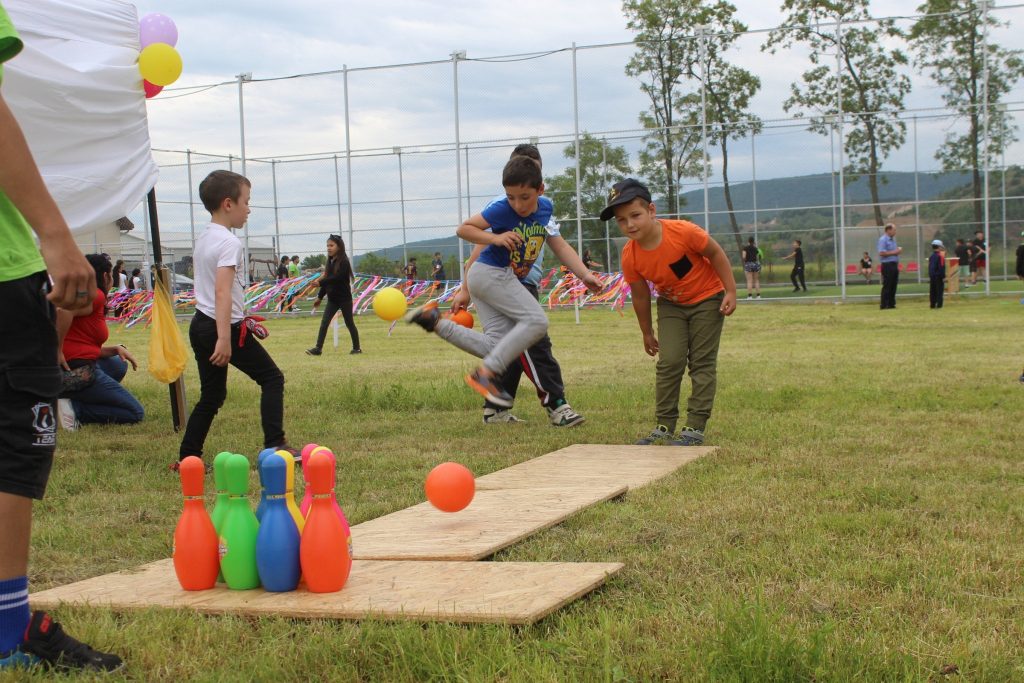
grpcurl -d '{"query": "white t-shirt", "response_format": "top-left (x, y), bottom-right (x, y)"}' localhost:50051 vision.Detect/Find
top-left (193, 222), bottom-right (245, 322)
top-left (117, 272), bottom-right (128, 291)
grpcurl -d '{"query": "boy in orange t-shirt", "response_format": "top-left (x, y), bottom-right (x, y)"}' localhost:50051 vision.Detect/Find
top-left (603, 179), bottom-right (737, 446)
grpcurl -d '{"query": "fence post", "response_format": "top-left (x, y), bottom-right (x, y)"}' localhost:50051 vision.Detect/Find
top-left (452, 50), bottom-right (466, 280)
top-left (835, 18), bottom-right (847, 301)
top-left (343, 65), bottom-right (354, 254)
top-left (572, 42), bottom-right (583, 324)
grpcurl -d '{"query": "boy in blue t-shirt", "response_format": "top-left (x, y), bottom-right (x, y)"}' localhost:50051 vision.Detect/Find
top-left (407, 155), bottom-right (601, 406)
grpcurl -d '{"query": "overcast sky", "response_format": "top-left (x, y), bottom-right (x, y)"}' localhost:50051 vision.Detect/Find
top-left (124, 0), bottom-right (1024, 258)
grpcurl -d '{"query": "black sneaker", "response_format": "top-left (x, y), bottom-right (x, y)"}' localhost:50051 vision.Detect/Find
top-left (305, 347), bottom-right (322, 356)
top-left (169, 458), bottom-right (212, 474)
top-left (465, 369), bottom-right (514, 408)
top-left (272, 444), bottom-right (301, 465)
top-left (674, 426), bottom-right (705, 446)
top-left (634, 424), bottom-right (672, 445)
top-left (350, 349), bottom-right (362, 355)
top-left (404, 301), bottom-right (440, 332)
top-left (19, 611), bottom-right (123, 672)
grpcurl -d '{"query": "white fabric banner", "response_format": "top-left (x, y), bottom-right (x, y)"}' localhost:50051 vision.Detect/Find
top-left (3, 0), bottom-right (157, 232)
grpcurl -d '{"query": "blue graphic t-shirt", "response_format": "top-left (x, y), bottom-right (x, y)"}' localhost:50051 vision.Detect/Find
top-left (476, 196), bottom-right (560, 280)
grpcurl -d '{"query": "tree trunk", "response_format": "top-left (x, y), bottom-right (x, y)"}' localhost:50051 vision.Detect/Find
top-left (719, 136), bottom-right (744, 254)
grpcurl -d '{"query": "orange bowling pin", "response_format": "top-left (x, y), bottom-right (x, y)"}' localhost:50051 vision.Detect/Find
top-left (173, 456), bottom-right (219, 590)
top-left (299, 450), bottom-right (351, 592)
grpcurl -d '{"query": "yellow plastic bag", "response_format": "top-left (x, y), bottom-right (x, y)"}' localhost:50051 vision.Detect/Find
top-left (148, 272), bottom-right (187, 384)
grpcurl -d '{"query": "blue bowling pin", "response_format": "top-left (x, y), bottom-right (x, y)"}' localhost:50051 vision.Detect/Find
top-left (255, 453), bottom-right (301, 591)
top-left (254, 447), bottom-right (278, 522)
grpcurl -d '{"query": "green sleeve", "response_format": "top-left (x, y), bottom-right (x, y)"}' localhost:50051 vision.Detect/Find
top-left (0, 3), bottom-right (24, 67)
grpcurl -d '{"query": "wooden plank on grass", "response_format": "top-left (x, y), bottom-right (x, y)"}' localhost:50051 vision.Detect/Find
top-left (474, 444), bottom-right (716, 492)
top-left (351, 484), bottom-right (628, 561)
top-left (30, 559), bottom-right (624, 625)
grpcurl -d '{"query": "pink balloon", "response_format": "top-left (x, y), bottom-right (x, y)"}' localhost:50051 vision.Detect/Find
top-left (144, 80), bottom-right (163, 98)
top-left (139, 13), bottom-right (178, 49)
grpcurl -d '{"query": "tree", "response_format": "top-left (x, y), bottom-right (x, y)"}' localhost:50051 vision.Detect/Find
top-left (355, 253), bottom-right (396, 277)
top-left (301, 253), bottom-right (326, 271)
top-left (545, 134), bottom-right (632, 267)
top-left (765, 0), bottom-right (912, 227)
top-left (910, 0), bottom-right (1024, 228)
top-left (623, 0), bottom-right (706, 216)
top-left (675, 3), bottom-right (762, 253)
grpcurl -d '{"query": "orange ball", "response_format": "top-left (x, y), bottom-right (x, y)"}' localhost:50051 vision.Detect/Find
top-left (450, 309), bottom-right (474, 329)
top-left (424, 462), bottom-right (475, 513)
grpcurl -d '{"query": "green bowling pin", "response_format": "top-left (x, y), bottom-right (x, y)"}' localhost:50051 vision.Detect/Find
top-left (210, 451), bottom-right (233, 583)
top-left (219, 453), bottom-right (260, 589)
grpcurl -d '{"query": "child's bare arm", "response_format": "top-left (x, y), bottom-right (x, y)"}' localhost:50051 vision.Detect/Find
top-left (547, 236), bottom-right (602, 293)
top-left (210, 266), bottom-right (235, 367)
top-left (628, 280), bottom-right (658, 356)
top-left (456, 214), bottom-right (522, 251)
top-left (701, 237), bottom-right (738, 316)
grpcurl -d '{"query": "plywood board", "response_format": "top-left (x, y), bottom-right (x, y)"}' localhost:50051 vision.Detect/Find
top-left (351, 484), bottom-right (627, 561)
top-left (30, 559), bottom-right (624, 625)
top-left (475, 444), bottom-right (716, 491)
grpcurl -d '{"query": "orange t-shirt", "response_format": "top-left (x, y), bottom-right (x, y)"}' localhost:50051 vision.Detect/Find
top-left (621, 219), bottom-right (724, 305)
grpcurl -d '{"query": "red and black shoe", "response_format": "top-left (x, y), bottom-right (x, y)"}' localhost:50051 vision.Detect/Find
top-left (19, 611), bottom-right (123, 673)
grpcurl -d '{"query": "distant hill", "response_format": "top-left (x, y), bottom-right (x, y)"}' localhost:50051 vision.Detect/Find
top-left (354, 169), bottom-right (981, 264)
top-left (678, 170), bottom-right (973, 228)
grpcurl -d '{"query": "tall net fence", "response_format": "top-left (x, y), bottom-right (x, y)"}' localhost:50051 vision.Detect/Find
top-left (114, 6), bottom-right (1024, 295)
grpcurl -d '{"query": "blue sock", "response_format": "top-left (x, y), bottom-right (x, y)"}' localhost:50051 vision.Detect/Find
top-left (0, 576), bottom-right (30, 655)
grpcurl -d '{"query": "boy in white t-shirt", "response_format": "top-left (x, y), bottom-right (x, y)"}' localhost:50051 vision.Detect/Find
top-left (176, 170), bottom-right (295, 468)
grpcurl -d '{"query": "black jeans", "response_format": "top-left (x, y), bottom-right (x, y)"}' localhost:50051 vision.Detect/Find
top-left (179, 312), bottom-right (286, 459)
top-left (880, 262), bottom-right (899, 309)
top-left (488, 283), bottom-right (565, 410)
top-left (929, 276), bottom-right (944, 308)
top-left (313, 298), bottom-right (360, 351)
top-left (790, 266), bottom-right (806, 290)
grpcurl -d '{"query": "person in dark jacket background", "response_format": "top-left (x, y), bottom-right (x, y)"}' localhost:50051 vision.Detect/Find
top-left (306, 235), bottom-right (361, 356)
top-left (928, 239), bottom-right (946, 309)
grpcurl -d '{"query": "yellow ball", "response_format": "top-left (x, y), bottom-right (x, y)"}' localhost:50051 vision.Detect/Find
top-left (138, 43), bottom-right (183, 87)
top-left (372, 288), bottom-right (408, 321)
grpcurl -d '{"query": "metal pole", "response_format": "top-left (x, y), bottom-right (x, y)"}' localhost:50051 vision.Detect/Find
top-left (271, 159), bottom-right (280, 257)
top-left (572, 43), bottom-right (583, 324)
top-left (465, 146), bottom-right (472, 219)
top-left (982, 1), bottom-right (991, 295)
top-left (343, 65), bottom-right (354, 253)
top-left (913, 116), bottom-right (922, 283)
top-left (186, 149), bottom-right (196, 249)
top-left (333, 155), bottom-right (343, 236)
top-left (602, 137), bottom-right (611, 269)
top-left (836, 19), bottom-right (847, 300)
top-left (829, 117), bottom-right (839, 285)
top-left (751, 128), bottom-right (758, 245)
top-left (697, 27), bottom-right (710, 232)
top-left (237, 72), bottom-right (250, 288)
top-left (1001, 123), bottom-right (1007, 279)
top-left (452, 51), bottom-right (466, 280)
top-left (396, 147), bottom-right (408, 267)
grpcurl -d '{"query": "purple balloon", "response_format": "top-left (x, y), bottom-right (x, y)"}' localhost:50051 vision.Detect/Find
top-left (139, 13), bottom-right (178, 49)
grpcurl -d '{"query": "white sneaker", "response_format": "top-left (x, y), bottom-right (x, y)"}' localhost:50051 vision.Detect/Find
top-left (57, 398), bottom-right (79, 431)
top-left (483, 408), bottom-right (524, 424)
top-left (547, 403), bottom-right (585, 427)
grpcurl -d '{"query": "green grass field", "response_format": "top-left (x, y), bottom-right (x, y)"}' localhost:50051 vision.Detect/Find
top-left (7, 294), bottom-right (1022, 681)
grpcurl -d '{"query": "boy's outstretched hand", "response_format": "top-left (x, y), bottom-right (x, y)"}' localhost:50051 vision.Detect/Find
top-left (581, 272), bottom-right (603, 294)
top-left (642, 331), bottom-right (659, 357)
top-left (719, 291), bottom-right (736, 316)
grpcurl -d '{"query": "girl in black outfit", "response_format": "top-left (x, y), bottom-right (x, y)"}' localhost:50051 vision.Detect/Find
top-left (307, 235), bottom-right (361, 356)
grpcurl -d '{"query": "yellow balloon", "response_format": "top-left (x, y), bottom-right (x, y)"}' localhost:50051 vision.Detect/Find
top-left (138, 43), bottom-right (182, 87)
top-left (372, 288), bottom-right (408, 321)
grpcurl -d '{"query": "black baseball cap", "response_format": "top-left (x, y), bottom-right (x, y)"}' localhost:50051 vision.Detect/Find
top-left (600, 179), bottom-right (652, 221)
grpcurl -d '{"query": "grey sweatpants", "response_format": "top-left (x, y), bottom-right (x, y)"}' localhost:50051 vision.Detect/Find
top-left (435, 261), bottom-right (548, 375)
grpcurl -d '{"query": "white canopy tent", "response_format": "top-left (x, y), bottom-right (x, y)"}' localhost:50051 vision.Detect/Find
top-left (3, 0), bottom-right (157, 232)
